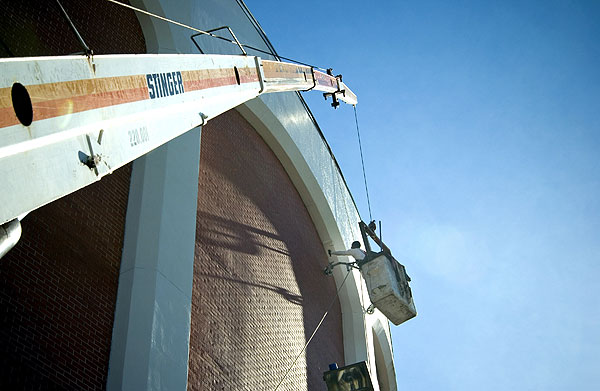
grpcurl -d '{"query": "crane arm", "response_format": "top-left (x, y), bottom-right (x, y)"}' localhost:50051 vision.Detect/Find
top-left (0, 53), bottom-right (356, 225)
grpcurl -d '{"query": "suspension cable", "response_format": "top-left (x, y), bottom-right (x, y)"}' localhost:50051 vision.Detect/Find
top-left (106, 0), bottom-right (327, 70)
top-left (56, 0), bottom-right (92, 55)
top-left (273, 270), bottom-right (352, 391)
top-left (353, 105), bottom-right (373, 222)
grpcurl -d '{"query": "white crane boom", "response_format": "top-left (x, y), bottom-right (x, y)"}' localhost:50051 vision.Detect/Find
top-left (0, 53), bottom-right (356, 226)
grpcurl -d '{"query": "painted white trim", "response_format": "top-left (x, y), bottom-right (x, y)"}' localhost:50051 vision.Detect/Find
top-left (237, 99), bottom-right (369, 362)
top-left (237, 97), bottom-right (396, 389)
top-left (372, 318), bottom-right (397, 391)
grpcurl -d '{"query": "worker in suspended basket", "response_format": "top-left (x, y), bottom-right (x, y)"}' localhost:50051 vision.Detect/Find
top-left (328, 241), bottom-right (366, 261)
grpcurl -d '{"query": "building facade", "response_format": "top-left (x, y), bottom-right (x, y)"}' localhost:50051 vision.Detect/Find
top-left (0, 1), bottom-right (396, 389)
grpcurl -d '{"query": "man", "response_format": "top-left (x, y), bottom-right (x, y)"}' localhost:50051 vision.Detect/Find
top-left (328, 241), bottom-right (366, 262)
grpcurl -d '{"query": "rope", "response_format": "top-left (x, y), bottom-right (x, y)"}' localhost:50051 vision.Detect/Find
top-left (353, 105), bottom-right (373, 221)
top-left (273, 270), bottom-right (352, 391)
top-left (106, 0), bottom-right (326, 70)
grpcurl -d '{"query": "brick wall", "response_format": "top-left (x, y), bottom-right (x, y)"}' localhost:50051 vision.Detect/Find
top-left (189, 110), bottom-right (345, 390)
top-left (0, 1), bottom-right (144, 389)
top-left (0, 0), bottom-right (145, 57)
top-left (0, 167), bottom-right (132, 390)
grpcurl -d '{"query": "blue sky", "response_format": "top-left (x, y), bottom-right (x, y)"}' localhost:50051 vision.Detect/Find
top-left (246, 1), bottom-right (600, 389)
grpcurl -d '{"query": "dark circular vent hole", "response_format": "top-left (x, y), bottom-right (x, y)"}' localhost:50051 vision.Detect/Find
top-left (11, 83), bottom-right (33, 126)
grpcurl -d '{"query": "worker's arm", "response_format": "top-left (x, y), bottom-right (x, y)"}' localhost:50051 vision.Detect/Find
top-left (329, 248), bottom-right (366, 261)
top-left (330, 249), bottom-right (354, 257)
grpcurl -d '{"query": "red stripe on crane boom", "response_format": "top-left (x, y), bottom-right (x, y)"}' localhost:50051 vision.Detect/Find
top-left (0, 53), bottom-right (356, 225)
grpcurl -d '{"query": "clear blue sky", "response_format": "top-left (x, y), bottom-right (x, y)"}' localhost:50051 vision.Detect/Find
top-left (246, 1), bottom-right (600, 389)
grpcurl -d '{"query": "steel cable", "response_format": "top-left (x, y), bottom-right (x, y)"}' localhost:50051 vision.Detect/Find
top-left (353, 105), bottom-right (373, 222)
top-left (273, 270), bottom-right (352, 391)
top-left (106, 0), bottom-right (327, 70)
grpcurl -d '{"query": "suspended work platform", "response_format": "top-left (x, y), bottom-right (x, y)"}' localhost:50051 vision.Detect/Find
top-left (361, 253), bottom-right (416, 326)
top-left (358, 221), bottom-right (416, 325)
top-left (326, 221), bottom-right (417, 326)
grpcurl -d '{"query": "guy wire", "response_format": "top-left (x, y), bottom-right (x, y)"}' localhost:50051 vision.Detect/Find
top-left (106, 0), bottom-right (327, 70)
top-left (273, 270), bottom-right (352, 391)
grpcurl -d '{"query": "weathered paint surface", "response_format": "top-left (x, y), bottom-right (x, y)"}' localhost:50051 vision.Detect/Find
top-left (0, 54), bottom-right (356, 226)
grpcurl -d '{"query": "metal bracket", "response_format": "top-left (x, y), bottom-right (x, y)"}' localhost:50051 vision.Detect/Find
top-left (303, 67), bottom-right (317, 92)
top-left (254, 57), bottom-right (265, 93)
top-left (323, 68), bottom-right (345, 109)
top-left (358, 220), bottom-right (412, 283)
top-left (323, 261), bottom-right (360, 275)
top-left (366, 304), bottom-right (375, 314)
top-left (83, 134), bottom-right (100, 175)
top-left (191, 26), bottom-right (247, 55)
top-left (199, 112), bottom-right (208, 126)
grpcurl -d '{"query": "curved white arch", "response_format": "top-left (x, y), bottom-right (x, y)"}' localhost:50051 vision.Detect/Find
top-left (237, 97), bottom-right (370, 363)
top-left (372, 319), bottom-right (397, 391)
top-left (108, 1), bottom-right (397, 389)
